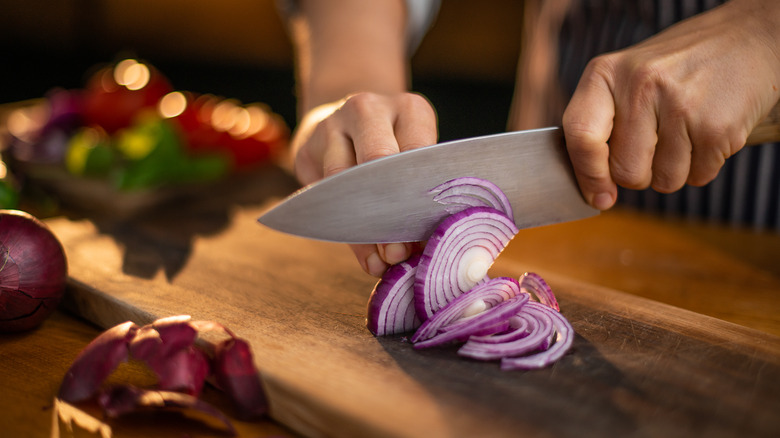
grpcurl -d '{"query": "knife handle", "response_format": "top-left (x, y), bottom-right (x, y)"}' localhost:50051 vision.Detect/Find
top-left (747, 99), bottom-right (780, 146)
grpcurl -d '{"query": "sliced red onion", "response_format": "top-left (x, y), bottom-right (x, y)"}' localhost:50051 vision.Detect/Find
top-left (366, 254), bottom-right (422, 336)
top-left (457, 302), bottom-right (554, 360)
top-left (430, 177), bottom-right (514, 220)
top-left (414, 206), bottom-right (519, 321)
top-left (519, 272), bottom-right (559, 311)
top-left (413, 293), bottom-right (529, 349)
top-left (500, 303), bottom-right (574, 370)
top-left (411, 277), bottom-right (522, 343)
top-left (365, 174), bottom-right (575, 370)
top-left (97, 386), bottom-right (236, 435)
top-left (58, 321), bottom-right (139, 402)
top-left (467, 314), bottom-right (530, 344)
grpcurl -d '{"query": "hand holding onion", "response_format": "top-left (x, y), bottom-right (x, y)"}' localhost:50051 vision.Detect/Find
top-left (0, 210), bottom-right (68, 332)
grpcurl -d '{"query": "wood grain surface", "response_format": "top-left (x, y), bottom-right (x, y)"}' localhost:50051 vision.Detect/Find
top-left (40, 167), bottom-right (780, 438)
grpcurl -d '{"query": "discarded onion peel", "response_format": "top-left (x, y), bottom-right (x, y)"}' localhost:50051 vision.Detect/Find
top-left (59, 315), bottom-right (267, 433)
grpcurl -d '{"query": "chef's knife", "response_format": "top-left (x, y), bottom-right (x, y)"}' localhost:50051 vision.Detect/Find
top-left (258, 100), bottom-right (780, 244)
top-left (258, 127), bottom-right (598, 243)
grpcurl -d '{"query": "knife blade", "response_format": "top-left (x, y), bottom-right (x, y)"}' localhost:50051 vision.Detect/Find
top-left (258, 127), bottom-right (599, 243)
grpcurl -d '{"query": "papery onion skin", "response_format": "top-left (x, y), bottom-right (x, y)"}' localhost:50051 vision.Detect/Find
top-left (58, 321), bottom-right (139, 402)
top-left (213, 337), bottom-right (268, 419)
top-left (366, 254), bottom-right (421, 336)
top-left (0, 209), bottom-right (68, 332)
top-left (97, 386), bottom-right (237, 435)
top-left (129, 321), bottom-right (210, 396)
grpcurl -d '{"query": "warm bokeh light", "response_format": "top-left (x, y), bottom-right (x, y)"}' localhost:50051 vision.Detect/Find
top-left (211, 99), bottom-right (240, 132)
top-left (228, 107), bottom-right (252, 137)
top-left (0, 161), bottom-right (7, 179)
top-left (114, 59), bottom-right (151, 91)
top-left (7, 105), bottom-right (48, 141)
top-left (196, 95), bottom-right (217, 124)
top-left (158, 91), bottom-right (187, 118)
top-left (240, 105), bottom-right (270, 138)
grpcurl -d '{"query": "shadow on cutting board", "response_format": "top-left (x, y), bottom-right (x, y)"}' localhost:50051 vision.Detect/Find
top-left (71, 165), bottom-right (300, 280)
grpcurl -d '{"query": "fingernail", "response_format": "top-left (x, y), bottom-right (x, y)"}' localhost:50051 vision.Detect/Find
top-left (366, 252), bottom-right (388, 277)
top-left (383, 243), bottom-right (409, 265)
top-left (592, 192), bottom-right (614, 210)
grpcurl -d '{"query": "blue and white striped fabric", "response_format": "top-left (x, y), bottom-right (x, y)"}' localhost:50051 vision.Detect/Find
top-left (558, 0), bottom-right (779, 229)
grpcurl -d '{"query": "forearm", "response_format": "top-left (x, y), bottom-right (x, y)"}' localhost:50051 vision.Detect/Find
top-left (737, 0), bottom-right (780, 81)
top-left (289, 0), bottom-right (410, 116)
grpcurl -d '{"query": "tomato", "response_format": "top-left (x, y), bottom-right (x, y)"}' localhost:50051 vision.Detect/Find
top-left (81, 61), bottom-right (172, 134)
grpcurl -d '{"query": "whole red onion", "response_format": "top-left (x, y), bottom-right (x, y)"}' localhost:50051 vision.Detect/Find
top-left (0, 210), bottom-right (68, 332)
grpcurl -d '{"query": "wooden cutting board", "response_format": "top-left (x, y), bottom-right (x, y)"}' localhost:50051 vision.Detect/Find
top-left (46, 168), bottom-right (780, 438)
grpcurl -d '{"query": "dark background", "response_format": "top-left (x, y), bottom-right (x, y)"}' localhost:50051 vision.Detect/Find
top-left (0, 0), bottom-right (524, 142)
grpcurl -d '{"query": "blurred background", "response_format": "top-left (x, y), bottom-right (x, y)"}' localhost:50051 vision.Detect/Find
top-left (0, 0), bottom-right (524, 142)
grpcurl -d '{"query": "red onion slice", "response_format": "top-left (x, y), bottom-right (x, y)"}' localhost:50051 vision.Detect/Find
top-left (519, 272), bottom-right (559, 311)
top-left (413, 293), bottom-right (529, 349)
top-left (366, 254), bottom-right (422, 335)
top-left (500, 302), bottom-right (575, 370)
top-left (467, 314), bottom-right (530, 344)
top-left (414, 207), bottom-right (519, 320)
top-left (430, 177), bottom-right (514, 220)
top-left (411, 277), bottom-right (522, 343)
top-left (457, 302), bottom-right (554, 360)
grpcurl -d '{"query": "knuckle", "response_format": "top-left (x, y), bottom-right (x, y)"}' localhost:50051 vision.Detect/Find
top-left (583, 54), bottom-right (618, 80)
top-left (610, 158), bottom-right (651, 190)
top-left (651, 171), bottom-right (685, 194)
top-left (401, 93), bottom-right (435, 116)
top-left (360, 145), bottom-right (398, 163)
top-left (342, 92), bottom-right (382, 114)
top-left (563, 122), bottom-right (604, 152)
top-left (322, 162), bottom-right (351, 178)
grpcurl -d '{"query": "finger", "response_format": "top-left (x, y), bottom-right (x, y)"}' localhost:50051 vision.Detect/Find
top-left (321, 130), bottom-right (358, 178)
top-left (562, 65), bottom-right (618, 210)
top-left (687, 137), bottom-right (730, 186)
top-left (377, 243), bottom-right (414, 265)
top-left (393, 93), bottom-right (438, 152)
top-left (651, 115), bottom-right (692, 193)
top-left (351, 244), bottom-right (388, 277)
top-left (607, 85), bottom-right (658, 191)
top-left (340, 95), bottom-right (402, 164)
top-left (686, 117), bottom-right (743, 186)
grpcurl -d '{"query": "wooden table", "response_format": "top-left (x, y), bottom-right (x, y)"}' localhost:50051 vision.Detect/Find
top-left (1, 166), bottom-right (779, 437)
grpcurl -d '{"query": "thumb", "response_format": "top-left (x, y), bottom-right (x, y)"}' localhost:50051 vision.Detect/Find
top-left (562, 70), bottom-right (618, 210)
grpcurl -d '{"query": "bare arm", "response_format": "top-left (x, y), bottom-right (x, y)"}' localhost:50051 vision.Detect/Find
top-left (285, 0), bottom-right (438, 276)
